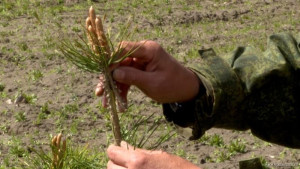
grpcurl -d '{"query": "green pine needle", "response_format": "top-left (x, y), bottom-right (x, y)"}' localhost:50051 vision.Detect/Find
top-left (58, 19), bottom-right (140, 73)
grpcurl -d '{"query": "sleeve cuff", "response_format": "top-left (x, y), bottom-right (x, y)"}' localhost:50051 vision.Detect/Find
top-left (162, 77), bottom-right (215, 140)
top-left (163, 48), bottom-right (245, 140)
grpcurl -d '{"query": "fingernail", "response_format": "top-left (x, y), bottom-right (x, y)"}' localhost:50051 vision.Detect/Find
top-left (113, 69), bottom-right (124, 81)
top-left (95, 88), bottom-right (100, 96)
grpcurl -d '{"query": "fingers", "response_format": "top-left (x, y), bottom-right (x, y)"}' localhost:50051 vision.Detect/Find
top-left (95, 75), bottom-right (105, 96)
top-left (120, 40), bottom-right (158, 62)
top-left (102, 93), bottom-right (108, 108)
top-left (120, 141), bottom-right (163, 155)
top-left (109, 57), bottom-right (133, 72)
top-left (96, 74), bottom-right (129, 112)
top-left (95, 83), bottom-right (104, 97)
top-left (116, 83), bottom-right (129, 112)
top-left (108, 41), bottom-right (147, 73)
top-left (113, 67), bottom-right (152, 89)
top-left (107, 144), bottom-right (131, 167)
top-left (107, 160), bottom-right (126, 169)
top-left (120, 141), bottom-right (134, 150)
top-left (96, 40), bottom-right (156, 94)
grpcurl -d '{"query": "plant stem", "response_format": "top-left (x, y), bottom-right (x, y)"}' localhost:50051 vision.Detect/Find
top-left (104, 70), bottom-right (122, 146)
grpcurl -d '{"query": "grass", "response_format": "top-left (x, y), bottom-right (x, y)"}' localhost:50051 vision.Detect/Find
top-left (6, 107), bottom-right (174, 168)
top-left (0, 121), bottom-right (9, 134)
top-left (120, 112), bottom-right (175, 150)
top-left (7, 137), bottom-right (28, 158)
top-left (0, 0), bottom-right (300, 168)
top-left (228, 139), bottom-right (246, 154)
top-left (14, 111), bottom-right (27, 122)
top-left (21, 137), bottom-right (106, 169)
top-left (0, 83), bottom-right (5, 92)
top-left (34, 103), bottom-right (50, 125)
top-left (22, 93), bottom-right (38, 105)
top-left (209, 134), bottom-right (225, 147)
top-left (28, 70), bottom-right (44, 82)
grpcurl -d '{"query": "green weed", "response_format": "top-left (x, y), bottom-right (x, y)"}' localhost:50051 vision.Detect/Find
top-left (29, 69), bottom-right (44, 81)
top-left (22, 93), bottom-right (38, 104)
top-left (212, 149), bottom-right (231, 163)
top-left (35, 112), bottom-right (47, 125)
top-left (15, 111), bottom-right (27, 122)
top-left (176, 148), bottom-right (187, 158)
top-left (62, 104), bottom-right (79, 114)
top-left (0, 123), bottom-right (9, 133)
top-left (259, 156), bottom-right (270, 169)
top-left (40, 102), bottom-right (51, 114)
top-left (279, 148), bottom-right (287, 159)
top-left (18, 42), bottom-right (29, 51)
top-left (70, 119), bottom-right (79, 134)
top-left (0, 31), bottom-right (14, 37)
top-left (8, 137), bottom-right (28, 158)
top-left (71, 26), bottom-right (81, 33)
top-left (121, 113), bottom-right (174, 150)
top-left (32, 10), bottom-right (42, 24)
top-left (23, 139), bottom-right (105, 169)
top-left (35, 104), bottom-right (50, 124)
top-left (0, 110), bottom-right (8, 116)
top-left (227, 139), bottom-right (246, 154)
top-left (198, 133), bottom-right (211, 144)
top-left (1, 46), bottom-right (14, 55)
top-left (209, 134), bottom-right (225, 147)
top-left (0, 83), bottom-right (5, 92)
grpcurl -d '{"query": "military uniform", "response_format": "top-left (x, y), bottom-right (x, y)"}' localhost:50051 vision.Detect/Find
top-left (163, 32), bottom-right (300, 148)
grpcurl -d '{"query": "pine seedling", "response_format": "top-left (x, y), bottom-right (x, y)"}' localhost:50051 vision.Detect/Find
top-left (59, 6), bottom-right (141, 146)
top-left (51, 133), bottom-right (66, 169)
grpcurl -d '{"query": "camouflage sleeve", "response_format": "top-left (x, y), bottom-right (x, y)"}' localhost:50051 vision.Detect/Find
top-left (163, 32), bottom-right (300, 148)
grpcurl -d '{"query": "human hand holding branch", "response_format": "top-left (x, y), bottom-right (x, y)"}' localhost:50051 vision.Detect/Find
top-left (107, 141), bottom-right (201, 169)
top-left (95, 40), bottom-right (200, 104)
top-left (95, 41), bottom-right (202, 169)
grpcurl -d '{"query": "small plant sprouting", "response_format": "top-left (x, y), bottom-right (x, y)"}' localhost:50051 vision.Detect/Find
top-left (51, 133), bottom-right (66, 169)
top-left (59, 6), bottom-right (142, 146)
top-left (22, 93), bottom-right (38, 105)
top-left (8, 137), bottom-right (27, 158)
top-left (209, 134), bottom-right (224, 147)
top-left (32, 10), bottom-right (42, 25)
top-left (213, 149), bottom-right (231, 163)
top-left (0, 83), bottom-right (5, 92)
top-left (22, 134), bottom-right (105, 168)
top-left (15, 111), bottom-right (27, 122)
top-left (29, 69), bottom-right (44, 81)
top-left (41, 102), bottom-right (51, 114)
top-left (228, 139), bottom-right (246, 154)
top-left (35, 103), bottom-right (50, 125)
top-left (18, 42), bottom-right (29, 51)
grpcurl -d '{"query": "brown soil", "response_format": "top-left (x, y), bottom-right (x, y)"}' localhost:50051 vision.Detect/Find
top-left (0, 0), bottom-right (299, 168)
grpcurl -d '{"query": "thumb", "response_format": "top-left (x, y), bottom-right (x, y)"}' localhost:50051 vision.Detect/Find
top-left (120, 141), bottom-right (134, 150)
top-left (113, 67), bottom-right (151, 89)
top-left (120, 141), bottom-right (163, 155)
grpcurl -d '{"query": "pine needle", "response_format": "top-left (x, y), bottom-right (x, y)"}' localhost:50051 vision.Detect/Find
top-left (58, 6), bottom-right (143, 146)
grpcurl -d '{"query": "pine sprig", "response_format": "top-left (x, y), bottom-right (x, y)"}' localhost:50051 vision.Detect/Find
top-left (59, 6), bottom-right (141, 146)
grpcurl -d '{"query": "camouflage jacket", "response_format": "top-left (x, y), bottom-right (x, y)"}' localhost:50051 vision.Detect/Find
top-left (163, 32), bottom-right (300, 148)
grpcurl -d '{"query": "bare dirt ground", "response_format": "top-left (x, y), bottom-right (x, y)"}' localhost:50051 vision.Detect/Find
top-left (0, 0), bottom-right (300, 168)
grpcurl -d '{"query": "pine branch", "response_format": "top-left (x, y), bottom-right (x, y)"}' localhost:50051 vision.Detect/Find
top-left (59, 6), bottom-right (142, 146)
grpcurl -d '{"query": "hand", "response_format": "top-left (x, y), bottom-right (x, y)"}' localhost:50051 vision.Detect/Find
top-left (107, 141), bottom-right (201, 169)
top-left (95, 40), bottom-right (200, 105)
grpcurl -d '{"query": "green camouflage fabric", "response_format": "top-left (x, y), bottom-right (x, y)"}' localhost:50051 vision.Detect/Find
top-left (163, 32), bottom-right (300, 148)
